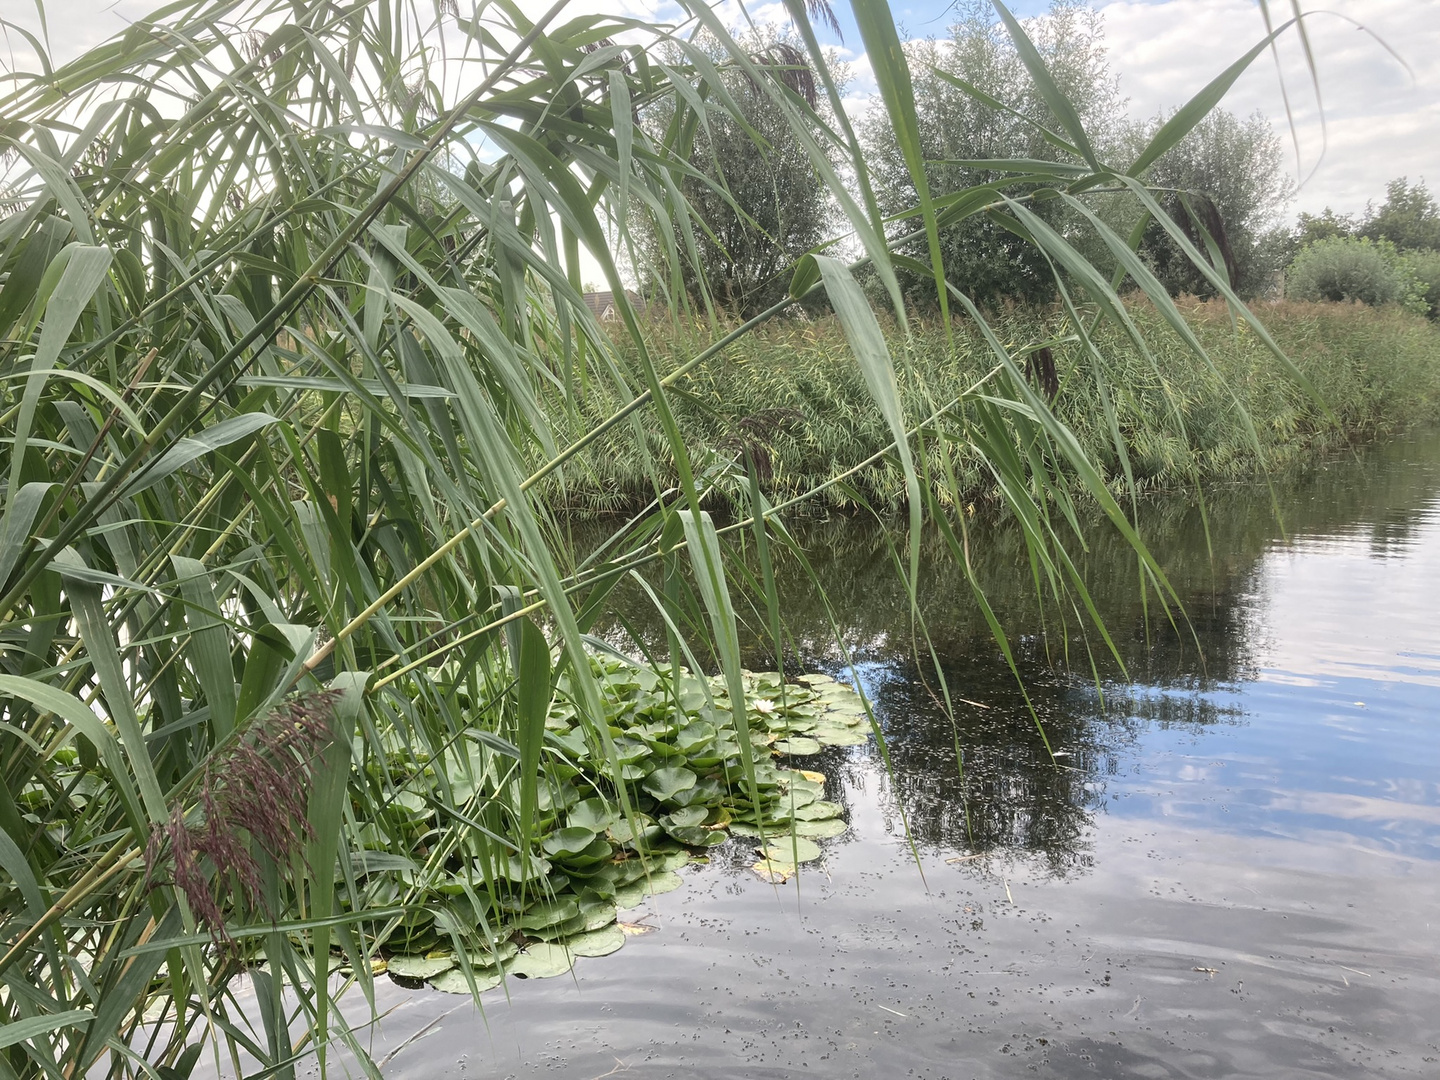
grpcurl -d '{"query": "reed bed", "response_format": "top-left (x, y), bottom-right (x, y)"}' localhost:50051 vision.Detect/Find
top-left (546, 299), bottom-right (1440, 514)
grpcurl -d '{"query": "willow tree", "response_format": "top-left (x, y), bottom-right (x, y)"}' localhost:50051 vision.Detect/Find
top-left (0, 1), bottom-right (1319, 1078)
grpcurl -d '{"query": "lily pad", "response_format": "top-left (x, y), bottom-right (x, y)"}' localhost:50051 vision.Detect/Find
top-left (813, 726), bottom-right (868, 747)
top-left (385, 955), bottom-right (455, 980)
top-left (791, 817), bottom-right (849, 839)
top-left (569, 798), bottom-right (616, 832)
top-left (430, 966), bottom-right (503, 995)
top-left (613, 870), bottom-right (683, 909)
top-left (506, 942), bottom-right (574, 980)
top-left (563, 924), bottom-right (625, 958)
top-left (761, 836), bottom-right (822, 864)
top-left (647, 849), bottom-right (692, 874)
top-left (543, 827), bottom-right (598, 858)
top-left (663, 806), bottom-right (709, 829)
top-left (772, 737), bottom-right (820, 756)
top-left (577, 900), bottom-right (619, 931)
top-left (516, 898), bottom-right (580, 930)
top-left (793, 800), bottom-right (844, 821)
top-left (751, 858), bottom-right (794, 883)
top-left (663, 825), bottom-right (727, 848)
top-left (643, 766), bottom-right (697, 802)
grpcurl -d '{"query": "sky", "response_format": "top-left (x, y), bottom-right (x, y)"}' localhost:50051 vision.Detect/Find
top-left (3, 0), bottom-right (1436, 219)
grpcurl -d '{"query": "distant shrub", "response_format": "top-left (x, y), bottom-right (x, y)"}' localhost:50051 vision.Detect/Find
top-left (1286, 236), bottom-right (1428, 314)
top-left (1403, 249), bottom-right (1440, 319)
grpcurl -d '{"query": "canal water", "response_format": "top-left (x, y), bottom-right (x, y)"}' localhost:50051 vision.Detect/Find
top-left (362, 432), bottom-right (1440, 1079)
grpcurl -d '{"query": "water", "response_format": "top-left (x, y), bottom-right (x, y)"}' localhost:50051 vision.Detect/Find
top-left (363, 433), bottom-right (1440, 1079)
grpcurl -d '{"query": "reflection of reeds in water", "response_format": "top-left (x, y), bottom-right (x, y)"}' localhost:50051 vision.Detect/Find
top-left (578, 432), bottom-right (1440, 875)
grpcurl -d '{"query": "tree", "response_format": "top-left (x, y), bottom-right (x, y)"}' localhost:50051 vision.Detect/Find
top-left (859, 0), bottom-right (1124, 308)
top-left (1124, 109), bottom-right (1295, 298)
top-left (0, 1), bottom-right (1327, 1076)
top-left (633, 34), bottom-right (839, 316)
top-left (1360, 177), bottom-right (1440, 252)
top-left (1296, 207), bottom-right (1359, 247)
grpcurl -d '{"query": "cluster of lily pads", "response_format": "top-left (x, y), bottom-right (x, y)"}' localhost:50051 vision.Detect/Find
top-left (364, 657), bottom-right (872, 994)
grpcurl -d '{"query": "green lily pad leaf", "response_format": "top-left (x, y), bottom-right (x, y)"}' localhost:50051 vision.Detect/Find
top-left (773, 787), bottom-right (818, 811)
top-left (480, 940), bottom-right (520, 966)
top-left (543, 827), bottom-right (598, 857)
top-left (386, 955), bottom-right (455, 980)
top-left (569, 798), bottom-right (616, 832)
top-left (663, 806), bottom-right (708, 829)
top-left (761, 836), bottom-right (822, 864)
top-left (663, 825), bottom-right (727, 848)
top-left (557, 837), bottom-right (615, 867)
top-left (608, 815), bottom-right (653, 844)
top-left (577, 901), bottom-right (619, 931)
top-left (613, 870), bottom-right (684, 909)
top-left (506, 942), bottom-right (573, 980)
top-left (772, 737), bottom-right (820, 756)
top-left (797, 673), bottom-right (834, 685)
top-left (791, 817), bottom-right (849, 839)
top-left (813, 727), bottom-right (868, 747)
top-left (793, 800), bottom-right (844, 820)
top-left (563, 924), bottom-right (625, 958)
top-left (533, 914), bottom-right (590, 941)
top-left (516, 898), bottom-right (579, 930)
top-left (642, 766), bottom-right (697, 801)
top-left (726, 821), bottom-right (764, 838)
top-left (645, 850), bottom-right (692, 873)
top-left (429, 966), bottom-right (503, 995)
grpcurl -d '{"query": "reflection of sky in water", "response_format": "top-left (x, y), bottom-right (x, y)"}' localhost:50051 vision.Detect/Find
top-left (1105, 497), bottom-right (1440, 861)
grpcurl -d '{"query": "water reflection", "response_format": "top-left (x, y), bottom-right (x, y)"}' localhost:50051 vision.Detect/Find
top-left (589, 432), bottom-right (1440, 876)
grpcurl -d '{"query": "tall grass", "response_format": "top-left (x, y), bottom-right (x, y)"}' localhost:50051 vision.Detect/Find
top-left (549, 299), bottom-right (1440, 513)
top-left (0, 0), bottom-right (1329, 1077)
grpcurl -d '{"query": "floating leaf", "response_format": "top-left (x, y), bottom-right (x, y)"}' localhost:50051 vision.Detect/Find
top-left (543, 827), bottom-right (599, 857)
top-left (613, 870), bottom-right (683, 909)
top-left (751, 859), bottom-right (794, 883)
top-left (429, 967), bottom-right (503, 995)
top-left (516, 899), bottom-right (579, 930)
top-left (385, 955), bottom-right (455, 980)
top-left (569, 798), bottom-right (616, 832)
top-left (663, 825), bottom-right (727, 848)
top-left (618, 921), bottom-right (655, 936)
top-left (507, 942), bottom-right (573, 980)
top-left (793, 800), bottom-right (844, 821)
top-left (643, 765), bottom-right (697, 801)
top-left (663, 806), bottom-right (708, 829)
top-left (577, 901), bottom-right (619, 932)
top-left (563, 925), bottom-right (625, 958)
top-left (792, 817), bottom-right (849, 839)
top-left (772, 737), bottom-right (820, 756)
top-left (761, 836), bottom-right (822, 864)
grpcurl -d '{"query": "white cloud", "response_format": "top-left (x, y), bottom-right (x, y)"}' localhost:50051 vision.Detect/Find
top-left (8, 0), bottom-right (1434, 224)
top-left (1100, 0), bottom-right (1440, 215)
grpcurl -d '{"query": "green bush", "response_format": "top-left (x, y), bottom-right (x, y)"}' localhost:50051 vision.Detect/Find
top-left (1403, 249), bottom-right (1440, 319)
top-left (1285, 236), bottom-right (1426, 313)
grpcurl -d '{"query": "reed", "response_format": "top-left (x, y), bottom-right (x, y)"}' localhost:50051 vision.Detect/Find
top-left (547, 299), bottom-right (1440, 514)
top-left (0, 1), bottom-right (1335, 1077)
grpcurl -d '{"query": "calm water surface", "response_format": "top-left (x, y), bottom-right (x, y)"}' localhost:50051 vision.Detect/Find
top-left (365, 433), bottom-right (1440, 1079)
